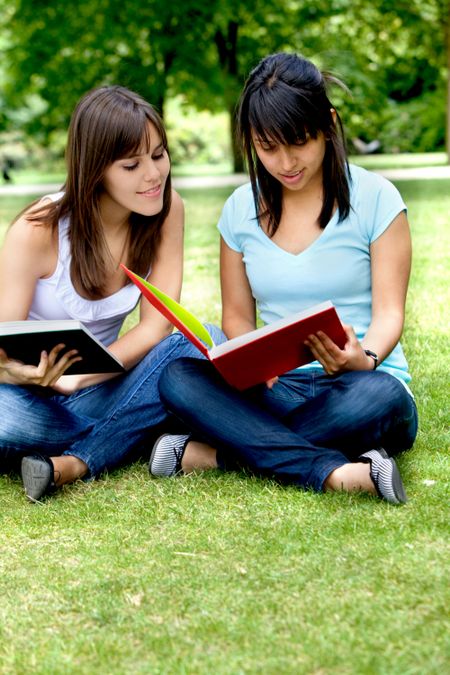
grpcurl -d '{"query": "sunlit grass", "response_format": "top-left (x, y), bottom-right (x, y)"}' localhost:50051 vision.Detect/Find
top-left (350, 152), bottom-right (448, 170)
top-left (0, 171), bottom-right (449, 674)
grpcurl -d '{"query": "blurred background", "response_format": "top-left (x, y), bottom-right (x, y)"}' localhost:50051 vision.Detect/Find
top-left (0, 0), bottom-right (448, 184)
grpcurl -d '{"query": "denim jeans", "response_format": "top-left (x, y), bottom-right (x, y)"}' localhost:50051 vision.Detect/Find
top-left (0, 325), bottom-right (225, 477)
top-left (159, 359), bottom-right (418, 492)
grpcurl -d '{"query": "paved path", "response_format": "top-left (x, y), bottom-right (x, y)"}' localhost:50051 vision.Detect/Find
top-left (0, 165), bottom-right (449, 196)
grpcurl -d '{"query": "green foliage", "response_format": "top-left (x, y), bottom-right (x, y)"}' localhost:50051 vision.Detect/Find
top-left (308, 0), bottom-right (447, 153)
top-left (1, 0), bottom-right (447, 159)
top-left (378, 90), bottom-right (447, 153)
top-left (166, 99), bottom-right (230, 166)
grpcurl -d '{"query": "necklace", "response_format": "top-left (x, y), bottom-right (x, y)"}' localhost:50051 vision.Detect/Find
top-left (105, 228), bottom-right (130, 271)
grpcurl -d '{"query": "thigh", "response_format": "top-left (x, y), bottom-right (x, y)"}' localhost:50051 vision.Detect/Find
top-left (283, 370), bottom-right (418, 457)
top-left (60, 328), bottom-right (220, 421)
top-left (60, 333), bottom-right (213, 476)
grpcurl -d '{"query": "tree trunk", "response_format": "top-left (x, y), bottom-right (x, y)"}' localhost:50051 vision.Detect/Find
top-left (215, 21), bottom-right (245, 173)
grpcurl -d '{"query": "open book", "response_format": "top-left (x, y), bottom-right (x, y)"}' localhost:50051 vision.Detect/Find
top-left (122, 265), bottom-right (347, 390)
top-left (0, 320), bottom-right (125, 375)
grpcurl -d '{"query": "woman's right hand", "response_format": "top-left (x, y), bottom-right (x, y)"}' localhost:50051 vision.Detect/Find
top-left (0, 344), bottom-right (81, 387)
top-left (265, 376), bottom-right (279, 389)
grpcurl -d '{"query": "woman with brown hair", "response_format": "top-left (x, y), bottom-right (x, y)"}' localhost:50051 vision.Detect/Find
top-left (0, 85), bottom-right (222, 501)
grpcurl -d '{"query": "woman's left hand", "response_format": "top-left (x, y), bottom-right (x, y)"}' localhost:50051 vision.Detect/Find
top-left (304, 324), bottom-right (374, 375)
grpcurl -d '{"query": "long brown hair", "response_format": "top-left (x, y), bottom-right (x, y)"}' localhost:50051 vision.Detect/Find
top-left (238, 52), bottom-right (350, 236)
top-left (26, 85), bottom-right (172, 299)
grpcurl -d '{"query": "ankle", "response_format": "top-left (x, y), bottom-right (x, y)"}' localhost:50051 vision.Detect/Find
top-left (324, 462), bottom-right (376, 495)
top-left (51, 455), bottom-right (88, 486)
top-left (181, 441), bottom-right (218, 473)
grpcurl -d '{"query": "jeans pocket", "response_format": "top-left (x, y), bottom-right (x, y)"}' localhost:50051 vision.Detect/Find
top-left (261, 376), bottom-right (309, 417)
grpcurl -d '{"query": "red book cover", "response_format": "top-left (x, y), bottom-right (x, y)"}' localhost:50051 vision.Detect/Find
top-left (208, 305), bottom-right (346, 389)
top-left (121, 265), bottom-right (347, 390)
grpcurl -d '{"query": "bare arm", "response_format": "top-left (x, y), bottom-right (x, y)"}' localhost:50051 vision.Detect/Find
top-left (220, 236), bottom-right (256, 338)
top-left (0, 208), bottom-right (82, 385)
top-left (0, 206), bottom-right (56, 321)
top-left (305, 211), bottom-right (412, 374)
top-left (362, 210), bottom-right (411, 359)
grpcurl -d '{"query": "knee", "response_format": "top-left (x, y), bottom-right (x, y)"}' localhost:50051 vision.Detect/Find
top-left (204, 323), bottom-right (227, 345)
top-left (349, 371), bottom-right (413, 417)
top-left (158, 357), bottom-right (194, 401)
top-left (159, 357), bottom-right (202, 407)
top-left (372, 372), bottom-right (412, 413)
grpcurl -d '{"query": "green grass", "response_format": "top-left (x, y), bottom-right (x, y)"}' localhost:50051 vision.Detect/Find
top-left (0, 173), bottom-right (449, 674)
top-left (349, 152), bottom-right (448, 170)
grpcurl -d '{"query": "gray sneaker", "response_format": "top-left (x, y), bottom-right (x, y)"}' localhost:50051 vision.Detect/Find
top-left (149, 434), bottom-right (190, 477)
top-left (359, 448), bottom-right (408, 504)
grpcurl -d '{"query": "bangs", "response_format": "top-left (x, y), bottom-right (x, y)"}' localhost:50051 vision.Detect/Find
top-left (111, 109), bottom-right (167, 161)
top-left (248, 83), bottom-right (324, 145)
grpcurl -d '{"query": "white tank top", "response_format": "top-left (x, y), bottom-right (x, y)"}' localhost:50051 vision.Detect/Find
top-left (28, 194), bottom-right (142, 346)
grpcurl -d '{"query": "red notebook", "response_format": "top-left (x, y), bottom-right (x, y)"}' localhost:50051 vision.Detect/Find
top-left (121, 265), bottom-right (347, 390)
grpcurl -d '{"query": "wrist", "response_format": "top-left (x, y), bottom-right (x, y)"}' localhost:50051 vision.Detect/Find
top-left (364, 349), bottom-right (378, 370)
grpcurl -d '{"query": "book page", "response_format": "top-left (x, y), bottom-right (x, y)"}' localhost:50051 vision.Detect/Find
top-left (209, 301), bottom-right (333, 356)
top-left (121, 267), bottom-right (215, 350)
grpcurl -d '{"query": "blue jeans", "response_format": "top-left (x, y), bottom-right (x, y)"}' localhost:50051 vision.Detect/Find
top-left (159, 359), bottom-right (418, 492)
top-left (0, 326), bottom-right (224, 478)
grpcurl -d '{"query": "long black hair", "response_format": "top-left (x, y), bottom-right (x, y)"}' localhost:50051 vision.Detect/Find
top-left (238, 52), bottom-right (350, 236)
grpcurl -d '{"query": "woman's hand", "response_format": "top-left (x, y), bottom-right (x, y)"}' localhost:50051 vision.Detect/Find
top-left (0, 344), bottom-right (81, 387)
top-left (304, 324), bottom-right (374, 375)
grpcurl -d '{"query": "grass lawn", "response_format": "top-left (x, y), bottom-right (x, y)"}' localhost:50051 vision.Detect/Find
top-left (0, 175), bottom-right (449, 674)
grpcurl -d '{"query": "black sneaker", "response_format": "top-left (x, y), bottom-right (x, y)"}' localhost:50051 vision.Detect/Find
top-left (21, 455), bottom-right (57, 502)
top-left (149, 434), bottom-right (190, 477)
top-left (359, 448), bottom-right (408, 504)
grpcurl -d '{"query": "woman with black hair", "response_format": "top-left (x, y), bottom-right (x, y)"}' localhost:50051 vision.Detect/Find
top-left (151, 52), bottom-right (418, 504)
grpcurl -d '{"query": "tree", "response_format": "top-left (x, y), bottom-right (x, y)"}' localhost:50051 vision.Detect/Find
top-left (0, 0), bottom-right (342, 168)
top-left (182, 0), bottom-right (345, 170)
top-left (1, 0), bottom-right (215, 137)
top-left (310, 0), bottom-right (448, 157)
top-left (1, 0), bottom-right (448, 164)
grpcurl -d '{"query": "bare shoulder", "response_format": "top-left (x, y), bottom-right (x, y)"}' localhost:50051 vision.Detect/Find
top-left (1, 202), bottom-right (57, 274)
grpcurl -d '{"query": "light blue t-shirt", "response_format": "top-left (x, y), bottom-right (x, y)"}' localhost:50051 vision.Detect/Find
top-left (218, 164), bottom-right (411, 386)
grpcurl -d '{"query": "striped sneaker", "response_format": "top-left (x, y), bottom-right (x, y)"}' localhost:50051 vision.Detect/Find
top-left (149, 434), bottom-right (190, 477)
top-left (359, 448), bottom-right (408, 504)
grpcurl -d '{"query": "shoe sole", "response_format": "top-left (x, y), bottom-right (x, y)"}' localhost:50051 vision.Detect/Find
top-left (388, 458), bottom-right (408, 504)
top-left (21, 456), bottom-right (52, 502)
